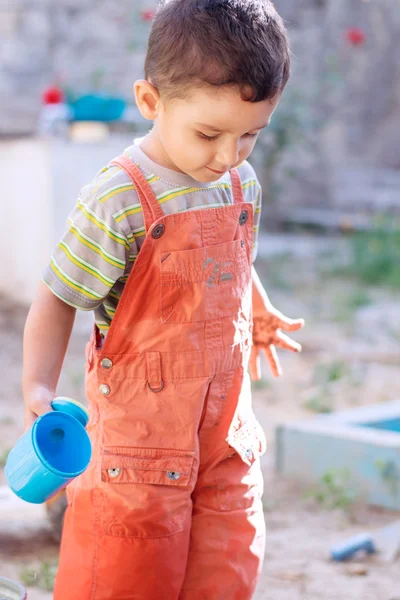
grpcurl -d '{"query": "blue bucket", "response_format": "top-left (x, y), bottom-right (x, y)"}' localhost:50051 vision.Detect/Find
top-left (5, 402), bottom-right (92, 504)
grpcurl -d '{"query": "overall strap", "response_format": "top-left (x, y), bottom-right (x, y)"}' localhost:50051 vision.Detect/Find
top-left (230, 168), bottom-right (245, 204)
top-left (111, 155), bottom-right (164, 232)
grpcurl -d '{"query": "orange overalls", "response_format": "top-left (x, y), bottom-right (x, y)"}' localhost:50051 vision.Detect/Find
top-left (54, 156), bottom-right (266, 600)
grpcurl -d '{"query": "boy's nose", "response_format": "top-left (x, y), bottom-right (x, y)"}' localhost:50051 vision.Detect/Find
top-left (215, 142), bottom-right (240, 170)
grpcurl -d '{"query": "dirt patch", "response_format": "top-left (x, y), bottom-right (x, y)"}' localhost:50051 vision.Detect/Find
top-left (1, 233), bottom-right (400, 599)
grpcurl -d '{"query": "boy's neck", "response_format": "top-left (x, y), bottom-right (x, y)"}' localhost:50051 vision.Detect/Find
top-left (139, 129), bottom-right (184, 174)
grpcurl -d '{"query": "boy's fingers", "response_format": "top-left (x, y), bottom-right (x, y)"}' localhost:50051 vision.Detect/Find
top-left (277, 317), bottom-right (305, 332)
top-left (263, 345), bottom-right (282, 378)
top-left (249, 346), bottom-right (262, 381)
top-left (29, 399), bottom-right (53, 417)
top-left (275, 331), bottom-right (302, 353)
top-left (24, 408), bottom-right (38, 431)
top-left (23, 395), bottom-right (54, 431)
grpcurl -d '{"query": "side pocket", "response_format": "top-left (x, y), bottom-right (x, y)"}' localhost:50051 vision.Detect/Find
top-left (226, 418), bottom-right (267, 466)
top-left (101, 447), bottom-right (195, 539)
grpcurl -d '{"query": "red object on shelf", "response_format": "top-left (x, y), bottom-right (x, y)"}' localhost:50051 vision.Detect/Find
top-left (42, 85), bottom-right (64, 105)
top-left (345, 28), bottom-right (366, 46)
top-left (140, 9), bottom-right (156, 22)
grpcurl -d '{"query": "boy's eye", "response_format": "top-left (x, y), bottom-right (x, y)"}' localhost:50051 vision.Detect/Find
top-left (198, 132), bottom-right (219, 141)
top-left (198, 131), bottom-right (258, 142)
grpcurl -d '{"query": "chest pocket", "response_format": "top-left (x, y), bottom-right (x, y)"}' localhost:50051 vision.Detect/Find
top-left (160, 238), bottom-right (251, 324)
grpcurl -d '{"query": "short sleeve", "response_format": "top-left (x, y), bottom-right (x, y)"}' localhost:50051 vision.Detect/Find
top-left (43, 187), bottom-right (129, 310)
top-left (237, 161), bottom-right (262, 262)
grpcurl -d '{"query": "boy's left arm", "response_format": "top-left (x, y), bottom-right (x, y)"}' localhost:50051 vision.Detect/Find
top-left (250, 266), bottom-right (305, 379)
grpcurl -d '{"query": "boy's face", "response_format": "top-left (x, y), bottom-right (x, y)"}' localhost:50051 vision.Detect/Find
top-left (145, 85), bottom-right (280, 182)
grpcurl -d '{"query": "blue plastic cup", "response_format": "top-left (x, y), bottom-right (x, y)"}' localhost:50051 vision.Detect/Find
top-left (5, 398), bottom-right (92, 504)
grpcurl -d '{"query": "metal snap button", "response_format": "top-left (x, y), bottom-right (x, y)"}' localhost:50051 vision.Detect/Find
top-left (152, 224), bottom-right (165, 239)
top-left (108, 468), bottom-right (120, 478)
top-left (99, 383), bottom-right (111, 396)
top-left (166, 471), bottom-right (181, 481)
top-left (101, 358), bottom-right (113, 369)
top-left (239, 210), bottom-right (249, 226)
top-left (244, 448), bottom-right (253, 460)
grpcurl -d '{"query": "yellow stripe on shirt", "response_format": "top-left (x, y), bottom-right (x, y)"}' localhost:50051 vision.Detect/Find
top-left (68, 220), bottom-right (125, 270)
top-left (77, 202), bottom-right (130, 251)
top-left (241, 178), bottom-right (258, 191)
top-left (50, 258), bottom-right (103, 301)
top-left (98, 183), bottom-right (136, 204)
top-left (114, 204), bottom-right (142, 223)
top-left (58, 241), bottom-right (115, 288)
top-left (156, 184), bottom-right (231, 205)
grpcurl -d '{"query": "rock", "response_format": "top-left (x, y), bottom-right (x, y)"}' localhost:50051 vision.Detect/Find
top-left (271, 569), bottom-right (307, 582)
top-left (344, 563), bottom-right (369, 577)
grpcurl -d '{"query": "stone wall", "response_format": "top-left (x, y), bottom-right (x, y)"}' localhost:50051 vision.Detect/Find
top-left (1, 0), bottom-right (399, 214)
top-left (273, 0), bottom-right (400, 215)
top-left (0, 0), bottom-right (151, 135)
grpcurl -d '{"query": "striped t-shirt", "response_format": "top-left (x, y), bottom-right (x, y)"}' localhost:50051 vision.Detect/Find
top-left (43, 141), bottom-right (262, 334)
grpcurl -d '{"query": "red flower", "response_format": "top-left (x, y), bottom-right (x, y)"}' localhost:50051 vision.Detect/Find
top-left (42, 85), bottom-right (64, 105)
top-left (140, 9), bottom-right (156, 22)
top-left (345, 28), bottom-right (366, 46)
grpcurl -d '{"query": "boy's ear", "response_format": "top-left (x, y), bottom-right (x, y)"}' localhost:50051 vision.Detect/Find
top-left (134, 80), bottom-right (160, 120)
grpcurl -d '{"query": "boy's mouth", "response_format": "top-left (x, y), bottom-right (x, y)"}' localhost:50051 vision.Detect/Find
top-left (206, 166), bottom-right (226, 175)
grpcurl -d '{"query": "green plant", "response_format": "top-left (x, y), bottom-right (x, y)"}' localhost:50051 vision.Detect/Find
top-left (314, 360), bottom-right (349, 385)
top-left (352, 227), bottom-right (400, 287)
top-left (128, 7), bottom-right (156, 53)
top-left (304, 362), bottom-right (350, 414)
top-left (334, 288), bottom-right (373, 323)
top-left (255, 89), bottom-right (316, 203)
top-left (375, 459), bottom-right (400, 498)
top-left (307, 468), bottom-right (356, 510)
top-left (333, 225), bottom-right (400, 289)
top-left (303, 391), bottom-right (334, 414)
top-left (252, 377), bottom-right (271, 391)
top-left (257, 253), bottom-right (295, 292)
top-left (20, 560), bottom-right (58, 592)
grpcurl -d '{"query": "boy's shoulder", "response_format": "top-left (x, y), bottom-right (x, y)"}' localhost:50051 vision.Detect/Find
top-left (236, 160), bottom-right (258, 181)
top-left (80, 159), bottom-right (138, 207)
top-left (74, 152), bottom-right (147, 232)
top-left (236, 160), bottom-right (261, 199)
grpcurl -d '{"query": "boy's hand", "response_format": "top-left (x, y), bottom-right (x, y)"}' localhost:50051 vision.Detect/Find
top-left (249, 307), bottom-right (304, 380)
top-left (24, 385), bottom-right (54, 431)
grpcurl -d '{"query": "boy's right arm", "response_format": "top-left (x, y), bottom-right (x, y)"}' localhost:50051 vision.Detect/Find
top-left (23, 281), bottom-right (76, 430)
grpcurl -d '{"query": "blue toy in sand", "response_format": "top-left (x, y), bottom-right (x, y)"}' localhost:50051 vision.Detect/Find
top-left (5, 397), bottom-right (91, 504)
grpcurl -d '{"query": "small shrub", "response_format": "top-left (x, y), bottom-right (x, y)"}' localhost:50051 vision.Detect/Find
top-left (20, 560), bottom-right (58, 592)
top-left (307, 468), bottom-right (356, 510)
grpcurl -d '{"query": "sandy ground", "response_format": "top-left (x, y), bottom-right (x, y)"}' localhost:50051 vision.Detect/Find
top-left (1, 233), bottom-right (400, 599)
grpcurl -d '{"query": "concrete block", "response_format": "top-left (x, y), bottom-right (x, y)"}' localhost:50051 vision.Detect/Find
top-left (276, 400), bottom-right (400, 510)
top-left (0, 134), bottom-right (134, 304)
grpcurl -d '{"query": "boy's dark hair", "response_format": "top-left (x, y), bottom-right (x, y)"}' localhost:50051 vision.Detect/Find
top-left (145, 0), bottom-right (290, 102)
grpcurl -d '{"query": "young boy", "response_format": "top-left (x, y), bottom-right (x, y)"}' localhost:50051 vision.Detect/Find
top-left (23, 1), bottom-right (304, 598)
